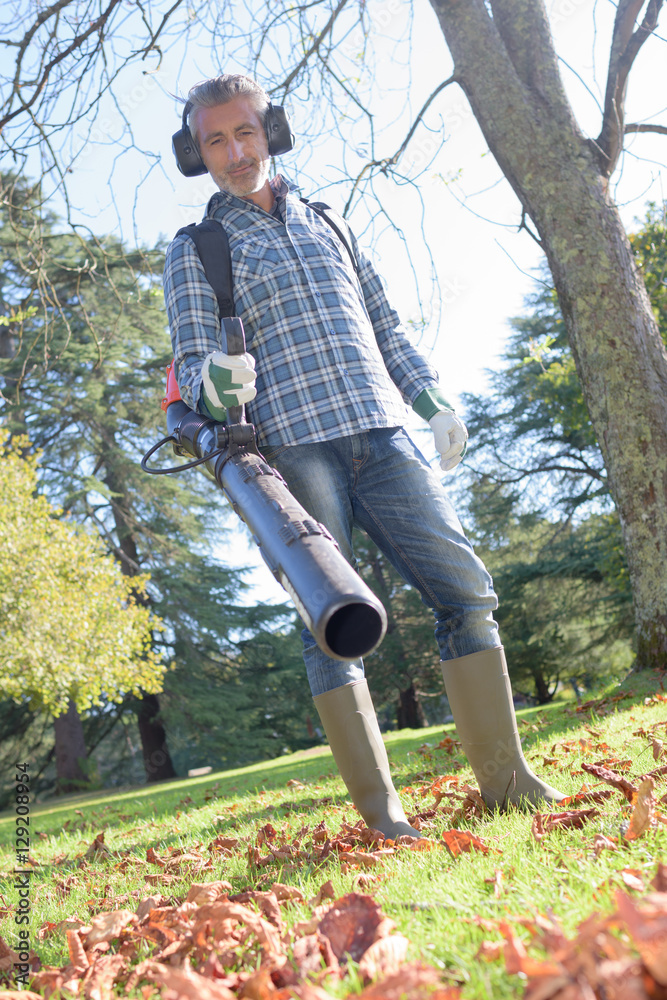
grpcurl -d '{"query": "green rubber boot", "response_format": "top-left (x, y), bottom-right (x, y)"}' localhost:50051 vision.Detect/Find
top-left (313, 679), bottom-right (421, 839)
top-left (441, 647), bottom-right (565, 810)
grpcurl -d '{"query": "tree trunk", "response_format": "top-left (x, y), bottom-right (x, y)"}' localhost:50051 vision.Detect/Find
top-left (136, 692), bottom-right (177, 781)
top-left (531, 665), bottom-right (554, 705)
top-left (430, 0), bottom-right (667, 667)
top-left (396, 682), bottom-right (428, 729)
top-left (53, 699), bottom-right (89, 793)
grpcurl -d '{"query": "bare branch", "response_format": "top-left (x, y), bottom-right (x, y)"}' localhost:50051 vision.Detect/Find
top-left (0, 0), bottom-right (124, 130)
top-left (596, 0), bottom-right (664, 175)
top-left (625, 122), bottom-right (667, 135)
top-left (271, 0), bottom-right (351, 98)
top-left (342, 75), bottom-right (458, 216)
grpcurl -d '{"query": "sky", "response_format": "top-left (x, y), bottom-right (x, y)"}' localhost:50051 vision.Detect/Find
top-left (5, 0), bottom-right (666, 603)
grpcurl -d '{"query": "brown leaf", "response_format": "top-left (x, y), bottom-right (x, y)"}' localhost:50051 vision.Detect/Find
top-left (151, 962), bottom-right (238, 999)
top-left (615, 890), bottom-right (667, 985)
top-left (593, 834), bottom-right (618, 858)
top-left (442, 829), bottom-right (490, 857)
top-left (499, 921), bottom-right (565, 978)
top-left (238, 965), bottom-right (279, 999)
top-left (484, 869), bottom-right (504, 898)
top-left (82, 953), bottom-right (126, 1000)
top-left (135, 895), bottom-right (164, 921)
top-left (651, 862), bottom-right (667, 892)
top-left (208, 835), bottom-right (240, 856)
top-left (194, 900), bottom-right (282, 957)
top-left (619, 869), bottom-right (646, 892)
top-left (85, 831), bottom-right (113, 859)
top-left (230, 890), bottom-right (283, 928)
top-left (67, 928), bottom-right (89, 972)
top-left (186, 880), bottom-right (233, 905)
top-left (652, 738), bottom-right (665, 761)
top-left (271, 882), bottom-right (305, 903)
top-left (0, 992), bottom-right (44, 1000)
top-left (84, 909), bottom-right (136, 948)
top-left (292, 933), bottom-right (338, 979)
top-left (559, 788), bottom-right (615, 806)
top-left (581, 762), bottom-right (637, 802)
top-left (475, 939), bottom-right (503, 961)
top-left (308, 879), bottom-right (336, 908)
top-left (355, 962), bottom-right (461, 999)
top-left (531, 808), bottom-right (598, 842)
top-left (358, 933), bottom-right (409, 983)
top-left (624, 777), bottom-right (656, 841)
top-left (146, 846), bottom-right (166, 867)
top-left (256, 822), bottom-right (278, 845)
top-left (318, 893), bottom-right (389, 962)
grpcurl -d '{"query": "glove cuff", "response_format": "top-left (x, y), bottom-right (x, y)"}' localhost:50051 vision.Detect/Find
top-left (412, 387), bottom-right (456, 422)
top-left (200, 387), bottom-right (227, 423)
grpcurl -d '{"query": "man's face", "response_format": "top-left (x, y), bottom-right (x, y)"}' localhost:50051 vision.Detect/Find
top-left (193, 96), bottom-right (271, 201)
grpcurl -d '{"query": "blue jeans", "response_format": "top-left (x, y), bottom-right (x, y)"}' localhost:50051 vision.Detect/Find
top-left (261, 427), bottom-right (500, 696)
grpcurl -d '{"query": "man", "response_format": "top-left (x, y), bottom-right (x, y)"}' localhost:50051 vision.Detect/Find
top-left (164, 73), bottom-right (564, 839)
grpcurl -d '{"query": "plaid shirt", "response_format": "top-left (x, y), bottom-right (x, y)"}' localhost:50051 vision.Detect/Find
top-left (163, 175), bottom-right (439, 449)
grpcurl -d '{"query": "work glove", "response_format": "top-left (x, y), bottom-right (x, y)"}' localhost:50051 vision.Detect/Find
top-left (429, 410), bottom-right (468, 472)
top-left (412, 386), bottom-right (468, 473)
top-left (201, 350), bottom-right (257, 421)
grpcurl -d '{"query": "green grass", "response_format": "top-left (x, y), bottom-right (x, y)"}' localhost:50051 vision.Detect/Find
top-left (1, 670), bottom-right (666, 998)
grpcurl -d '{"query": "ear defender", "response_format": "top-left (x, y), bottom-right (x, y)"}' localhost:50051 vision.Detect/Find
top-left (172, 100), bottom-right (295, 177)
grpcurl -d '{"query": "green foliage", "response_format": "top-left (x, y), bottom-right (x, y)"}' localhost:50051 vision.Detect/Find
top-left (0, 433), bottom-right (166, 716)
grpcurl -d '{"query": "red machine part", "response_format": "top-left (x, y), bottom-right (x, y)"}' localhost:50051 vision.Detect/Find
top-left (161, 360), bottom-right (181, 412)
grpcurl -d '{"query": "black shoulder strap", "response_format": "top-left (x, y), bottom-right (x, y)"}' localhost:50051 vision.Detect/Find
top-left (301, 199), bottom-right (360, 275)
top-left (176, 220), bottom-right (234, 318)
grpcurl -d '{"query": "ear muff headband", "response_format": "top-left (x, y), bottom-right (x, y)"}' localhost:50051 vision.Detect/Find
top-left (171, 100), bottom-right (295, 178)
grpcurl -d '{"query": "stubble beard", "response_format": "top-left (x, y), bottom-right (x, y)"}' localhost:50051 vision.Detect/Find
top-left (214, 156), bottom-right (271, 200)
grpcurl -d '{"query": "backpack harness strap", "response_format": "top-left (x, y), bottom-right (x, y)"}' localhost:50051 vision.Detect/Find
top-left (176, 220), bottom-right (235, 318)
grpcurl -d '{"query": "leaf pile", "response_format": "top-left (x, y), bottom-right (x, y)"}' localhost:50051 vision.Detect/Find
top-left (1, 883), bottom-right (459, 1000)
top-left (477, 864), bottom-right (667, 1000)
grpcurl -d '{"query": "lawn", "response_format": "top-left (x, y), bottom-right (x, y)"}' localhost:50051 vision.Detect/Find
top-left (1, 670), bottom-right (666, 999)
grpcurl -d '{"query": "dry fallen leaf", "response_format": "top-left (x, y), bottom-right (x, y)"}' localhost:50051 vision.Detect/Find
top-left (615, 890), bottom-right (667, 985)
top-left (318, 893), bottom-right (391, 963)
top-left (581, 762), bottom-right (637, 802)
top-left (84, 909), bottom-right (137, 948)
top-left (442, 829), bottom-right (491, 857)
top-left (354, 962), bottom-right (460, 1000)
top-left (620, 869), bottom-right (646, 892)
top-left (624, 777), bottom-right (656, 841)
top-left (358, 933), bottom-right (410, 983)
top-left (531, 808), bottom-right (599, 841)
top-left (593, 833), bottom-right (618, 857)
top-left (186, 880), bottom-right (233, 905)
top-left (67, 928), bottom-right (89, 972)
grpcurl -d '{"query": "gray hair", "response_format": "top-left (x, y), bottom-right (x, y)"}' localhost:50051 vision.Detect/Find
top-left (186, 74), bottom-right (270, 147)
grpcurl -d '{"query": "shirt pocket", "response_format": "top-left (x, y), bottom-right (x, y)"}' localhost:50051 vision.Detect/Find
top-left (232, 235), bottom-right (297, 282)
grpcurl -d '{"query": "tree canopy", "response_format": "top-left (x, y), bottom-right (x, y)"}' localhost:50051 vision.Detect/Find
top-left (0, 432), bottom-right (166, 717)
